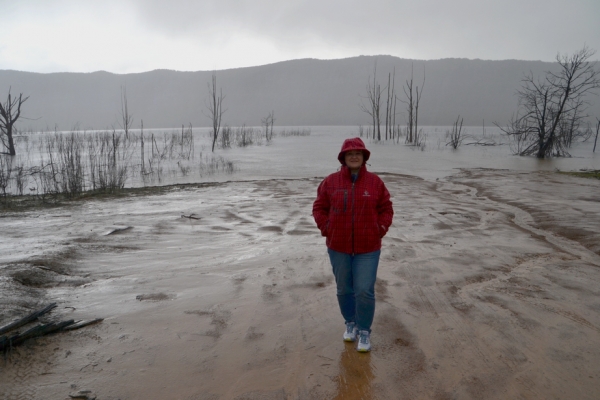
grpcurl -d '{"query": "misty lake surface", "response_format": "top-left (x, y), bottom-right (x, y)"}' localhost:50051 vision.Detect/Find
top-left (218, 126), bottom-right (599, 181)
top-left (9, 125), bottom-right (600, 196)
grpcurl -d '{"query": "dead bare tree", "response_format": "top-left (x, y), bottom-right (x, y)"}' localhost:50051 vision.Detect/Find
top-left (119, 86), bottom-right (133, 139)
top-left (500, 46), bottom-right (600, 158)
top-left (385, 72), bottom-right (391, 140)
top-left (393, 87), bottom-right (398, 141)
top-left (404, 73), bottom-right (414, 143)
top-left (204, 72), bottom-right (226, 153)
top-left (414, 68), bottom-right (425, 143)
top-left (360, 63), bottom-right (382, 141)
top-left (140, 119), bottom-right (145, 173)
top-left (402, 65), bottom-right (425, 145)
top-left (0, 88), bottom-right (29, 156)
top-left (384, 69), bottom-right (399, 141)
top-left (262, 111), bottom-right (275, 142)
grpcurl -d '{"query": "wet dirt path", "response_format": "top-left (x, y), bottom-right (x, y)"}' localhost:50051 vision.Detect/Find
top-left (1, 170), bottom-right (599, 399)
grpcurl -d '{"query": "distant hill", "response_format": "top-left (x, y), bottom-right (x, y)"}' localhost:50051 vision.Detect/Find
top-left (1, 55), bottom-right (598, 131)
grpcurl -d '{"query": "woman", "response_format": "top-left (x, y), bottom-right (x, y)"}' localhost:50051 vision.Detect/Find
top-left (313, 137), bottom-right (393, 352)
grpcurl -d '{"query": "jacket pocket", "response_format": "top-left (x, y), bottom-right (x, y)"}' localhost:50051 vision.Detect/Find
top-left (323, 220), bottom-right (330, 237)
top-left (331, 189), bottom-right (348, 214)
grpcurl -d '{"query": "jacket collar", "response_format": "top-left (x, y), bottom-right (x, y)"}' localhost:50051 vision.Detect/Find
top-left (341, 164), bottom-right (367, 181)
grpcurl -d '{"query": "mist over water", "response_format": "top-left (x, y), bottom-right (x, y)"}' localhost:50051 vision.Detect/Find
top-left (5, 125), bottom-right (599, 196)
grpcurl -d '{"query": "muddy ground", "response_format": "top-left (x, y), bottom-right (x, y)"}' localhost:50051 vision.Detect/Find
top-left (1, 169), bottom-right (599, 400)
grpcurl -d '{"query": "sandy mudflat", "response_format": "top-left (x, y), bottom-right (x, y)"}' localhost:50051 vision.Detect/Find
top-left (1, 169), bottom-right (600, 400)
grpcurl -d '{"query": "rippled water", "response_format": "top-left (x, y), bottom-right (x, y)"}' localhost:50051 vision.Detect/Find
top-left (220, 125), bottom-right (600, 181)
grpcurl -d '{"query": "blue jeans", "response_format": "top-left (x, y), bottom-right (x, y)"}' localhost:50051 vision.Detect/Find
top-left (327, 248), bottom-right (380, 332)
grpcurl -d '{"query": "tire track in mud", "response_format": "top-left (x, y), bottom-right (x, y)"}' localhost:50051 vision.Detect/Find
top-left (382, 178), bottom-right (501, 389)
top-left (217, 180), bottom-right (318, 239)
top-left (533, 301), bottom-right (600, 333)
top-left (390, 176), bottom-right (575, 397)
top-left (401, 264), bottom-right (550, 400)
top-left (446, 174), bottom-right (600, 268)
top-left (0, 348), bottom-right (50, 400)
top-left (404, 262), bottom-right (494, 365)
top-left (428, 174), bottom-right (600, 398)
top-left (455, 251), bottom-right (600, 334)
top-left (443, 175), bottom-right (600, 333)
top-left (227, 277), bottom-right (329, 397)
top-left (271, 249), bottom-right (339, 397)
top-left (202, 181), bottom-right (336, 398)
top-left (436, 176), bottom-right (600, 320)
top-left (372, 278), bottom-right (452, 399)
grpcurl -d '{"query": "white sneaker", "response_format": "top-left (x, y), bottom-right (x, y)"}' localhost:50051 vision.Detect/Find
top-left (357, 330), bottom-right (371, 352)
top-left (343, 322), bottom-right (358, 342)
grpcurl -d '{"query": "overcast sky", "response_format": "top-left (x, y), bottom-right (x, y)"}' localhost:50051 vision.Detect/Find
top-left (1, 0), bottom-right (599, 74)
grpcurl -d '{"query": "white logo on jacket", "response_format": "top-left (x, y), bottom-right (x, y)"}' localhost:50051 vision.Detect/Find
top-left (363, 190), bottom-right (370, 197)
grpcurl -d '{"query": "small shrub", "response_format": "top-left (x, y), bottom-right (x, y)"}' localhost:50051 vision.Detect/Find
top-left (235, 125), bottom-right (260, 147)
top-left (220, 125), bottom-right (232, 149)
top-left (446, 116), bottom-right (464, 149)
top-left (198, 153), bottom-right (236, 176)
top-left (278, 128), bottom-right (311, 137)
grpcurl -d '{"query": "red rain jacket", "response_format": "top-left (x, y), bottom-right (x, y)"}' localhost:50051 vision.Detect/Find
top-left (313, 163), bottom-right (393, 255)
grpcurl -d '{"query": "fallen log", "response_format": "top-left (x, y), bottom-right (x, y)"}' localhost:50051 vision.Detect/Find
top-left (0, 303), bottom-right (57, 336)
top-left (0, 320), bottom-right (75, 352)
top-left (0, 317), bottom-right (104, 352)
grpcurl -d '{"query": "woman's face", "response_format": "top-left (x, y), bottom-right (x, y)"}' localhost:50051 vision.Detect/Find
top-left (345, 150), bottom-right (364, 172)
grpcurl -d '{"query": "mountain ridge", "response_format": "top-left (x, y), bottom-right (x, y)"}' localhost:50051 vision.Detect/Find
top-left (1, 55), bottom-right (597, 131)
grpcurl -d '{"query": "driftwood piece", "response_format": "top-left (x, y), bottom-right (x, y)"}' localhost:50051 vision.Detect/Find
top-left (0, 303), bottom-right (57, 336)
top-left (181, 213), bottom-right (201, 220)
top-left (104, 226), bottom-right (133, 235)
top-left (62, 318), bottom-right (104, 331)
top-left (69, 391), bottom-right (96, 400)
top-left (464, 141), bottom-right (504, 146)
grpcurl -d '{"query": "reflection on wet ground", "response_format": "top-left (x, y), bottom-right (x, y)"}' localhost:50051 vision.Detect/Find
top-left (333, 343), bottom-right (375, 400)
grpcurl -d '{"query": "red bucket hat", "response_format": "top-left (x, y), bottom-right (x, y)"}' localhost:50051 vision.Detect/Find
top-left (337, 137), bottom-right (371, 165)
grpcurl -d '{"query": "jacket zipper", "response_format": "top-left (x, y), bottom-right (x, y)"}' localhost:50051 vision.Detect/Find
top-left (351, 181), bottom-right (355, 256)
top-left (343, 191), bottom-right (347, 213)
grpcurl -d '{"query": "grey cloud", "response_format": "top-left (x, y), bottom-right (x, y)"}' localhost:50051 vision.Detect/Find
top-left (0, 0), bottom-right (598, 74)
top-left (127, 0), bottom-right (600, 61)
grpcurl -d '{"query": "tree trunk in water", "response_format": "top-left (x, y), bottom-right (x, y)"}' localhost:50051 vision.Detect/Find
top-left (7, 128), bottom-right (15, 156)
top-left (594, 120), bottom-right (599, 153)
